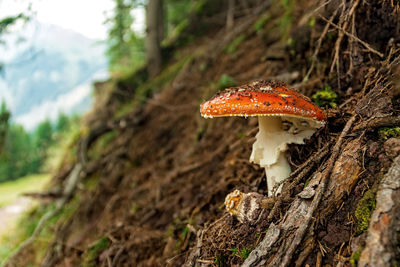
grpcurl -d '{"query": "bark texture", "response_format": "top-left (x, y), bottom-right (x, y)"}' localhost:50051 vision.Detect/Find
top-left (359, 155), bottom-right (400, 267)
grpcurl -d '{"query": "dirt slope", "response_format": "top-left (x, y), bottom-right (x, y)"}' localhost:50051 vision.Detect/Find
top-left (4, 1), bottom-right (400, 266)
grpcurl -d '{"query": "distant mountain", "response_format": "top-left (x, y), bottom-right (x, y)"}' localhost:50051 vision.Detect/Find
top-left (0, 21), bottom-right (108, 130)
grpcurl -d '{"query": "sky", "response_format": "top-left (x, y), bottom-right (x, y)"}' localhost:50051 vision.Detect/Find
top-left (0, 0), bottom-right (144, 129)
top-left (0, 0), bottom-right (144, 40)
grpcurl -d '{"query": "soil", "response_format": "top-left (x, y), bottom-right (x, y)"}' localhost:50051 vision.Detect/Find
top-left (4, 1), bottom-right (400, 267)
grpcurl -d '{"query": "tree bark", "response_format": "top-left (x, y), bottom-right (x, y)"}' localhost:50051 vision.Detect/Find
top-left (146, 0), bottom-right (164, 78)
top-left (226, 0), bottom-right (235, 31)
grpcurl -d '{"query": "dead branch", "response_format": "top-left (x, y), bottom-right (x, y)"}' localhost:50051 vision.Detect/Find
top-left (352, 116), bottom-right (400, 132)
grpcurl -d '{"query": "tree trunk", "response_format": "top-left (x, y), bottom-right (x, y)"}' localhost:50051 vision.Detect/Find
top-left (226, 0), bottom-right (235, 31)
top-left (146, 0), bottom-right (164, 78)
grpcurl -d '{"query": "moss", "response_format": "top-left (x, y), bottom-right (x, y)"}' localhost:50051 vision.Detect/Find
top-left (224, 34), bottom-right (247, 54)
top-left (304, 178), bottom-right (311, 188)
top-left (82, 237), bottom-right (110, 267)
top-left (217, 74), bottom-right (237, 90)
top-left (350, 247), bottom-right (362, 267)
top-left (308, 16), bottom-right (316, 28)
top-left (378, 126), bottom-right (400, 140)
top-left (312, 85), bottom-right (338, 108)
top-left (355, 188), bottom-right (377, 233)
top-left (85, 174), bottom-right (100, 190)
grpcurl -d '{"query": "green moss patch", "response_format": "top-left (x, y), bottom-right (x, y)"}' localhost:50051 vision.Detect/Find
top-left (378, 126), bottom-right (400, 140)
top-left (355, 188), bottom-right (377, 233)
top-left (312, 85), bottom-right (338, 108)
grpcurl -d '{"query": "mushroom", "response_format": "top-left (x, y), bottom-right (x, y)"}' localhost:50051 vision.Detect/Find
top-left (225, 189), bottom-right (265, 224)
top-left (200, 80), bottom-right (327, 196)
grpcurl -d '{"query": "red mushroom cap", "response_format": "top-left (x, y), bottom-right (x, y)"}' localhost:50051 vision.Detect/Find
top-left (200, 80), bottom-right (327, 122)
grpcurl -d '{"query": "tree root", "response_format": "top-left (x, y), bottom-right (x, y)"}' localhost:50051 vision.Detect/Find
top-left (242, 115), bottom-right (357, 267)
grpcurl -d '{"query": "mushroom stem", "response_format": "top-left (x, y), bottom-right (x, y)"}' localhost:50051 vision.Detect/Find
top-left (250, 116), bottom-right (291, 196)
top-left (250, 116), bottom-right (321, 196)
top-left (264, 152), bottom-right (291, 196)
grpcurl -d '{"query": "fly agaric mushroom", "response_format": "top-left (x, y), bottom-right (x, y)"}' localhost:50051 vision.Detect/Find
top-left (200, 80), bottom-right (326, 196)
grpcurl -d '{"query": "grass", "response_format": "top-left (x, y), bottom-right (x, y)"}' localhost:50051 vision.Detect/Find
top-left (0, 174), bottom-right (50, 208)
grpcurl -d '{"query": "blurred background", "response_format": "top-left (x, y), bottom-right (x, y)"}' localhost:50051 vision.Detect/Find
top-left (0, 0), bottom-right (397, 265)
top-left (0, 0), bottom-right (144, 184)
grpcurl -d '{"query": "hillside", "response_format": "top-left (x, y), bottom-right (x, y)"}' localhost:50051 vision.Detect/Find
top-left (2, 1), bottom-right (400, 266)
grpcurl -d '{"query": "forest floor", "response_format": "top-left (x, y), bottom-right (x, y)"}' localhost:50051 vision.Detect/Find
top-left (1, 1), bottom-right (400, 266)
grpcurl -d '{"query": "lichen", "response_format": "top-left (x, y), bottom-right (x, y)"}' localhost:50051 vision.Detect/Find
top-left (312, 85), bottom-right (338, 108)
top-left (355, 188), bottom-right (377, 233)
top-left (378, 126), bottom-right (400, 140)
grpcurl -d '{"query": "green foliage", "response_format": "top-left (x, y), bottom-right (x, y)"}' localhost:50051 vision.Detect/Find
top-left (106, 0), bottom-right (145, 73)
top-left (254, 13), bottom-right (271, 32)
top-left (350, 247), bottom-right (362, 267)
top-left (0, 100), bottom-right (10, 153)
top-left (83, 237), bottom-right (110, 267)
top-left (378, 127), bottom-right (400, 140)
top-left (0, 124), bottom-right (37, 181)
top-left (166, 0), bottom-right (193, 34)
top-left (280, 0), bottom-right (294, 39)
top-left (217, 74), bottom-right (237, 90)
top-left (33, 119), bottom-right (54, 167)
top-left (230, 248), bottom-right (238, 256)
top-left (312, 85), bottom-right (338, 108)
top-left (55, 112), bottom-right (70, 133)
top-left (240, 248), bottom-right (252, 259)
top-left (0, 110), bottom-right (80, 183)
top-left (224, 34), bottom-right (246, 54)
top-left (355, 188), bottom-right (377, 233)
top-left (44, 114), bottom-right (81, 172)
top-left (0, 14), bottom-right (28, 34)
